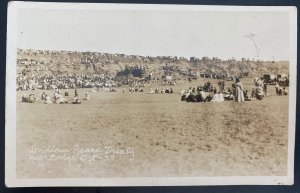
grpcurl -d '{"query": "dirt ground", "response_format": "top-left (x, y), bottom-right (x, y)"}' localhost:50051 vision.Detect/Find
top-left (16, 78), bottom-right (289, 178)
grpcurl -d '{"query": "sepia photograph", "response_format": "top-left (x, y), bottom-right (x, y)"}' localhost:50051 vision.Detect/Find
top-left (5, 2), bottom-right (297, 187)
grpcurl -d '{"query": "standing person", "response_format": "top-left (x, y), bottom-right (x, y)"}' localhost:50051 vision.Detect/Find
top-left (218, 80), bottom-right (222, 91)
top-left (74, 89), bottom-right (78, 97)
top-left (221, 81), bottom-right (225, 92)
top-left (263, 81), bottom-right (268, 92)
top-left (263, 81), bottom-right (269, 97)
top-left (234, 78), bottom-right (245, 102)
top-left (180, 88), bottom-right (185, 95)
top-left (275, 82), bottom-right (280, 95)
top-left (213, 87), bottom-right (217, 94)
top-left (73, 89), bottom-right (80, 103)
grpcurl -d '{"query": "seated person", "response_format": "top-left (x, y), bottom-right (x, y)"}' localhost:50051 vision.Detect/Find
top-left (53, 92), bottom-right (61, 104)
top-left (28, 94), bottom-right (36, 103)
top-left (244, 90), bottom-right (251, 101)
top-left (181, 94), bottom-right (186, 101)
top-left (45, 94), bottom-right (53, 104)
top-left (180, 88), bottom-right (185, 95)
top-left (21, 94), bottom-right (29, 103)
top-left (213, 87), bottom-right (217, 94)
top-left (255, 79), bottom-right (263, 87)
top-left (149, 88), bottom-right (155, 94)
top-left (199, 89), bottom-right (207, 101)
top-left (73, 96), bottom-right (81, 104)
top-left (283, 87), bottom-right (288, 95)
top-left (185, 90), bottom-right (190, 98)
top-left (256, 86), bottom-right (265, 100)
top-left (224, 89), bottom-right (234, 100)
top-left (211, 91), bottom-right (224, 102)
top-left (192, 88), bottom-right (196, 93)
top-left (41, 92), bottom-right (47, 101)
top-left (205, 94), bottom-right (213, 102)
top-left (83, 92), bottom-right (90, 100)
top-left (278, 88), bottom-right (283, 96)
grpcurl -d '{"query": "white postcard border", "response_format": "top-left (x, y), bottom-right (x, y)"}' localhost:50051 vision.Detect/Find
top-left (5, 2), bottom-right (297, 187)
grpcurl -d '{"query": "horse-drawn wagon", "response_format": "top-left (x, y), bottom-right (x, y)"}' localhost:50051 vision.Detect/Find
top-left (262, 74), bottom-right (276, 85)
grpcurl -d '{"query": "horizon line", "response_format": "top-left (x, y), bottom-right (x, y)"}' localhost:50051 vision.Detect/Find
top-left (17, 48), bottom-right (289, 62)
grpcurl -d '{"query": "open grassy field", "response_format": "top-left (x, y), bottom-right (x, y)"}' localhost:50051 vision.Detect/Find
top-left (16, 78), bottom-right (288, 178)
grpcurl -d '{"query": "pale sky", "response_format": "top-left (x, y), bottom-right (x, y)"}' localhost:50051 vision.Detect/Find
top-left (17, 7), bottom-right (290, 61)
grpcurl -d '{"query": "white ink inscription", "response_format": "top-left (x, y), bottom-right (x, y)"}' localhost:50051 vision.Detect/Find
top-left (28, 145), bottom-right (135, 165)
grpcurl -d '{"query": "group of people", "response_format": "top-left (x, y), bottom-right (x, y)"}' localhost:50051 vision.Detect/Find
top-left (20, 74), bottom-right (288, 105)
top-left (21, 88), bottom-right (90, 104)
top-left (124, 87), bottom-right (144, 93)
top-left (252, 77), bottom-right (288, 100)
top-left (181, 76), bottom-right (288, 103)
top-left (275, 82), bottom-right (288, 96)
top-left (149, 87), bottom-right (174, 94)
top-left (181, 78), bottom-right (262, 103)
top-left (16, 73), bottom-right (120, 91)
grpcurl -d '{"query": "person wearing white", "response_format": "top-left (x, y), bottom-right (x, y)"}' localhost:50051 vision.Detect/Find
top-left (149, 88), bottom-right (154, 94)
top-left (211, 92), bottom-right (224, 102)
top-left (83, 92), bottom-right (90, 100)
top-left (180, 88), bottom-right (185, 95)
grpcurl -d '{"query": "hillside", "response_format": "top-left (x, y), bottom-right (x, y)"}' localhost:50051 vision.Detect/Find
top-left (16, 49), bottom-right (289, 79)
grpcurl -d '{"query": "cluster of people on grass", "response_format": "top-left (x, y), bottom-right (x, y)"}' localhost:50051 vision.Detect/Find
top-left (252, 76), bottom-right (288, 99)
top-left (16, 73), bottom-right (120, 91)
top-left (181, 77), bottom-right (271, 103)
top-left (161, 80), bottom-right (177, 86)
top-left (91, 86), bottom-right (117, 93)
top-left (275, 82), bottom-right (288, 96)
top-left (198, 80), bottom-right (224, 93)
top-left (127, 87), bottom-right (144, 93)
top-left (149, 87), bottom-right (174, 94)
top-left (21, 88), bottom-right (90, 104)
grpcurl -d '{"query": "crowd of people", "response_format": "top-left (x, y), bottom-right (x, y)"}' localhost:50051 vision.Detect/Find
top-left (180, 77), bottom-right (287, 103)
top-left (149, 87), bottom-right (174, 94)
top-left (21, 88), bottom-right (90, 104)
top-left (19, 73), bottom-right (288, 105)
top-left (180, 79), bottom-right (247, 103)
top-left (16, 73), bottom-right (120, 91)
